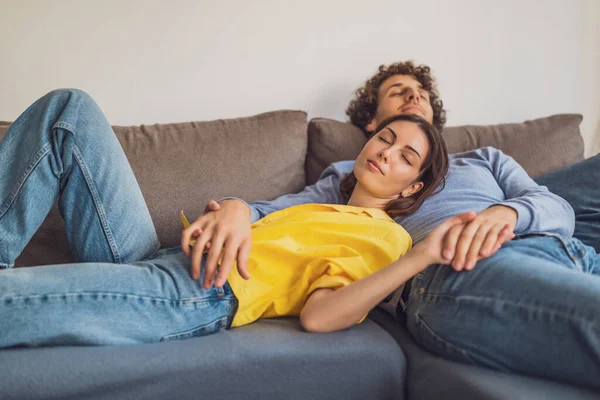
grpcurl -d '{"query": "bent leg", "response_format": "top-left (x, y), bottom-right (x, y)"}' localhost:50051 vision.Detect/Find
top-left (0, 89), bottom-right (159, 267)
top-left (406, 236), bottom-right (600, 390)
top-left (0, 249), bottom-right (237, 347)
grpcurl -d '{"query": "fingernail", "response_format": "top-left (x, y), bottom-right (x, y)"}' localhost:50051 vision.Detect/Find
top-left (443, 250), bottom-right (453, 260)
top-left (454, 262), bottom-right (462, 270)
top-left (465, 261), bottom-right (473, 270)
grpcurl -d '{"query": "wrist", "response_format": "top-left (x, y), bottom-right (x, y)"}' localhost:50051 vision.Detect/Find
top-left (406, 244), bottom-right (436, 271)
top-left (220, 199), bottom-right (251, 220)
top-left (488, 205), bottom-right (518, 229)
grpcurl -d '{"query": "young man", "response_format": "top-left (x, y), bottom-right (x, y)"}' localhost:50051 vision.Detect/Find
top-left (182, 61), bottom-right (600, 389)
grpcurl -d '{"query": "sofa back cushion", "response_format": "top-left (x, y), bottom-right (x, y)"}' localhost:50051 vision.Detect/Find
top-left (1, 110), bottom-right (308, 266)
top-left (306, 114), bottom-right (584, 185)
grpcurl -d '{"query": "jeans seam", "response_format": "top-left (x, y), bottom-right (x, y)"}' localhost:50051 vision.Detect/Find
top-left (160, 316), bottom-right (228, 342)
top-left (0, 291), bottom-right (224, 307)
top-left (72, 145), bottom-right (121, 263)
top-left (551, 236), bottom-right (584, 270)
top-left (420, 293), bottom-right (594, 323)
top-left (413, 311), bottom-right (477, 364)
top-left (0, 144), bottom-right (51, 218)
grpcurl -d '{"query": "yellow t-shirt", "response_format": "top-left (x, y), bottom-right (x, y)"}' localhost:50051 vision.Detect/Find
top-left (182, 204), bottom-right (412, 328)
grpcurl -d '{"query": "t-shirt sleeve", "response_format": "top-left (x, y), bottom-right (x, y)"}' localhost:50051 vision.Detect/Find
top-left (306, 265), bottom-right (369, 324)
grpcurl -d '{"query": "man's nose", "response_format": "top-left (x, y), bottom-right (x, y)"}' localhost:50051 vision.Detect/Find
top-left (407, 89), bottom-right (421, 104)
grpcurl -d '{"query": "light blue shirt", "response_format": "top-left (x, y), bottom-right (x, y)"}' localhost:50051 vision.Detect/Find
top-left (243, 147), bottom-right (575, 244)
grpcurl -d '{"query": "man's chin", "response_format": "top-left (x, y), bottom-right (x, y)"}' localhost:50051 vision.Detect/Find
top-left (401, 110), bottom-right (424, 118)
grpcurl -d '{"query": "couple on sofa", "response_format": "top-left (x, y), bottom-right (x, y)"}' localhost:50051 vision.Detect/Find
top-left (0, 61), bottom-right (598, 389)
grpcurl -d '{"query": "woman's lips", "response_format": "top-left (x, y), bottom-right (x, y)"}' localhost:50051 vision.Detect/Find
top-left (368, 160), bottom-right (384, 175)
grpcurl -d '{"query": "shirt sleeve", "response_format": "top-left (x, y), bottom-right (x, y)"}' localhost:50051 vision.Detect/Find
top-left (222, 161), bottom-right (353, 223)
top-left (484, 147), bottom-right (575, 237)
top-left (307, 274), bottom-right (369, 324)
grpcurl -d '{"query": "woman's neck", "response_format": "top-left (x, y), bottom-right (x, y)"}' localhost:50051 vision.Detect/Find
top-left (346, 183), bottom-right (390, 210)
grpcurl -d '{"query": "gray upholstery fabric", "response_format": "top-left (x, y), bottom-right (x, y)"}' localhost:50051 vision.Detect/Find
top-left (0, 318), bottom-right (407, 400)
top-left (1, 110), bottom-right (308, 266)
top-left (306, 114), bottom-right (584, 184)
top-left (369, 309), bottom-right (600, 400)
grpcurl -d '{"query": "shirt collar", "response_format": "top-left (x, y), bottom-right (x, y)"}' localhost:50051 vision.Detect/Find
top-left (322, 204), bottom-right (394, 221)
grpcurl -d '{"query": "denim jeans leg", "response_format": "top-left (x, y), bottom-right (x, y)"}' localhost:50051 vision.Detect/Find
top-left (405, 236), bottom-right (600, 390)
top-left (0, 249), bottom-right (237, 348)
top-left (0, 89), bottom-right (160, 267)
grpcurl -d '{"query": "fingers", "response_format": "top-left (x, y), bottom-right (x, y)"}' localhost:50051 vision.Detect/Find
top-left (203, 200), bottom-right (221, 214)
top-left (203, 232), bottom-right (226, 289)
top-left (236, 239), bottom-right (252, 280)
top-left (463, 225), bottom-right (490, 270)
top-left (451, 219), bottom-right (483, 271)
top-left (190, 228), bottom-right (214, 281)
top-left (180, 225), bottom-right (195, 257)
top-left (442, 224), bottom-right (462, 261)
top-left (479, 224), bottom-right (503, 257)
top-left (214, 236), bottom-right (240, 288)
top-left (441, 212), bottom-right (476, 260)
top-left (498, 225), bottom-right (515, 244)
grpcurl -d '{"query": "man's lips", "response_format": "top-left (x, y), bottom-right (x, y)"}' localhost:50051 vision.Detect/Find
top-left (401, 105), bottom-right (424, 115)
top-left (368, 159), bottom-right (384, 175)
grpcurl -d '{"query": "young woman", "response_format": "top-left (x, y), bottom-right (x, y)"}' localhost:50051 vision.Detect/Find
top-left (0, 89), bottom-right (506, 347)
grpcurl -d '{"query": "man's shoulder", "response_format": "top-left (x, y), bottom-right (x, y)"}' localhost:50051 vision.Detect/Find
top-left (450, 146), bottom-right (507, 161)
top-left (317, 160), bottom-right (355, 180)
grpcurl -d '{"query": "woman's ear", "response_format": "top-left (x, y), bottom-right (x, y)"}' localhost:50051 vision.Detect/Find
top-left (365, 117), bottom-right (378, 133)
top-left (401, 182), bottom-right (424, 198)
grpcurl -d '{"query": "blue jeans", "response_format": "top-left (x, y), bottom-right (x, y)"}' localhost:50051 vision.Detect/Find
top-left (0, 89), bottom-right (237, 347)
top-left (406, 235), bottom-right (600, 389)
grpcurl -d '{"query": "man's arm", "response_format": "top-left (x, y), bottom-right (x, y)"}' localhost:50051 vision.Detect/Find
top-left (486, 147), bottom-right (575, 237)
top-left (443, 147), bottom-right (575, 271)
top-left (181, 161), bottom-right (353, 288)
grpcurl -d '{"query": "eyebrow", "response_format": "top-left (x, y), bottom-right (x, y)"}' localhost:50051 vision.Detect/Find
top-left (385, 127), bottom-right (422, 159)
top-left (386, 82), bottom-right (425, 92)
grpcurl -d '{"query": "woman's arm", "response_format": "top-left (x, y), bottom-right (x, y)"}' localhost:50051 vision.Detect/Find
top-left (300, 211), bottom-right (483, 333)
top-left (300, 249), bottom-right (429, 333)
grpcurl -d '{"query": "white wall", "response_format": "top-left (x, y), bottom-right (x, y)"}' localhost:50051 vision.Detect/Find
top-left (1, 0), bottom-right (599, 155)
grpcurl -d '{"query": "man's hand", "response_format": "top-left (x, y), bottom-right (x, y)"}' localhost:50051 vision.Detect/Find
top-left (180, 199), bottom-right (252, 288)
top-left (442, 205), bottom-right (517, 271)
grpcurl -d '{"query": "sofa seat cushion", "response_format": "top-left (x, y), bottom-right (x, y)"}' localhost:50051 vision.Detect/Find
top-left (369, 309), bottom-right (600, 400)
top-left (0, 317), bottom-right (407, 400)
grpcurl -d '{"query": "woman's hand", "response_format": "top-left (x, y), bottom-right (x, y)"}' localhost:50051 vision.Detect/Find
top-left (442, 205), bottom-right (517, 271)
top-left (413, 211), bottom-right (481, 266)
top-left (180, 199), bottom-right (252, 288)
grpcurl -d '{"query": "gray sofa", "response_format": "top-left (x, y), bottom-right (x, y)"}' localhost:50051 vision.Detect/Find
top-left (1, 111), bottom-right (599, 400)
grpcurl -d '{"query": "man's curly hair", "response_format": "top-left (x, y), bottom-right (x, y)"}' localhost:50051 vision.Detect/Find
top-left (346, 61), bottom-right (446, 135)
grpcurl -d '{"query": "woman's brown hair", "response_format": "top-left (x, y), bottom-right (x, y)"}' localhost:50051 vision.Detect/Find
top-left (339, 114), bottom-right (448, 217)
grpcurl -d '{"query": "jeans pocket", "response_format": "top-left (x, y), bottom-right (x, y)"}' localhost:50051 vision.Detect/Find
top-left (410, 309), bottom-right (477, 366)
top-left (160, 316), bottom-right (228, 342)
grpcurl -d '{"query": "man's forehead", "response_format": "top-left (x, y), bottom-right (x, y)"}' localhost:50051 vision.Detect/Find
top-left (382, 75), bottom-right (423, 89)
